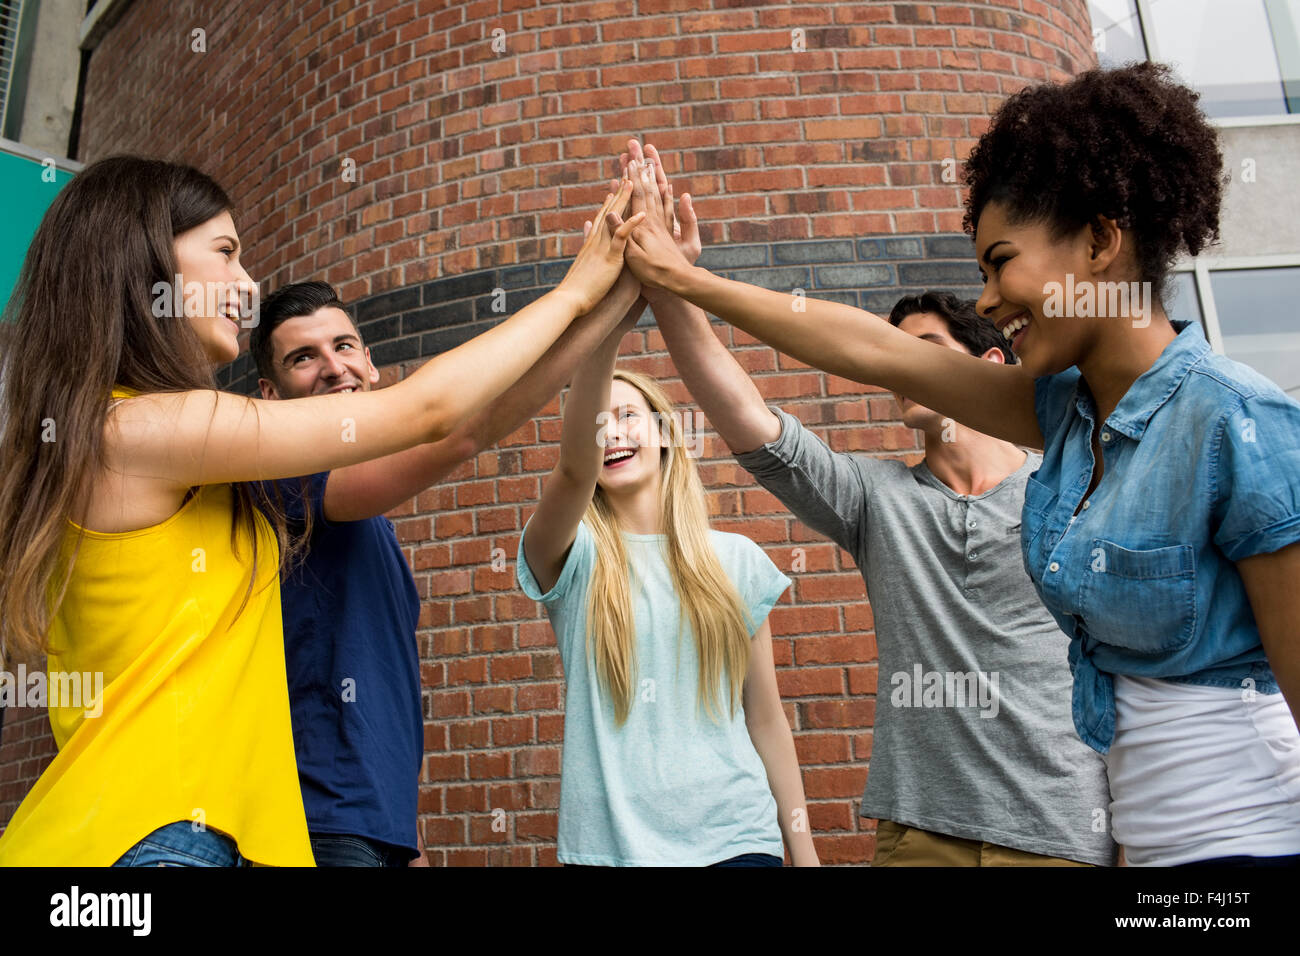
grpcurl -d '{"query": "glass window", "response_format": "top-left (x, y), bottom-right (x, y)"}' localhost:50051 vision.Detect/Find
top-left (1088, 0), bottom-right (1149, 67)
top-left (1208, 266), bottom-right (1300, 398)
top-left (1144, 0), bottom-right (1293, 117)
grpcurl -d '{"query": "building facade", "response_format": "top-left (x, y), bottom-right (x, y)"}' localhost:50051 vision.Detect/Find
top-left (4, 0), bottom-right (1132, 865)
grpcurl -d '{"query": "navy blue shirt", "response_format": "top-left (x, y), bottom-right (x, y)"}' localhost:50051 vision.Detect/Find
top-left (257, 473), bottom-right (423, 856)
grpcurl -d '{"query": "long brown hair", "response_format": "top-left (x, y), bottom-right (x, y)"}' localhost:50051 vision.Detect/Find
top-left (0, 156), bottom-right (308, 665)
top-left (583, 369), bottom-right (754, 725)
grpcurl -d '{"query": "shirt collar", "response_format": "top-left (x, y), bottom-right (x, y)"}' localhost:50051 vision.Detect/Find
top-left (1073, 320), bottom-right (1210, 441)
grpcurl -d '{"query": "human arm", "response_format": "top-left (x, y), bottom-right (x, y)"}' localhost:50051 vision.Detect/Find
top-left (620, 175), bottom-right (1041, 449)
top-left (519, 279), bottom-right (644, 593)
top-left (409, 822), bottom-right (429, 867)
top-left (321, 273), bottom-right (648, 522)
top-left (620, 141), bottom-right (781, 455)
top-left (107, 184), bottom-right (644, 492)
top-left (1237, 542), bottom-right (1300, 735)
top-left (744, 618), bottom-right (820, 867)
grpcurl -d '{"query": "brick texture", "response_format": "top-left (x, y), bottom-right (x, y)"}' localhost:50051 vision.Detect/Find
top-left (0, 0), bottom-right (1098, 866)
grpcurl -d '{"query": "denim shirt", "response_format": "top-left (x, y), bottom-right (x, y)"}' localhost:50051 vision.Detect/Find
top-left (1023, 320), bottom-right (1300, 753)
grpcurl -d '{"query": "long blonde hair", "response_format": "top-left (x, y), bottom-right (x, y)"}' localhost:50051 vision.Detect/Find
top-left (583, 368), bottom-right (754, 726)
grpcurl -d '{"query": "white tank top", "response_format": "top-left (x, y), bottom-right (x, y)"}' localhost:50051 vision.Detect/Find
top-left (1105, 674), bottom-right (1300, 866)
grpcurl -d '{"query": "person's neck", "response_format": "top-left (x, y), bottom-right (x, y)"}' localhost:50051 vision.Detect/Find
top-left (1078, 309), bottom-right (1177, 425)
top-left (608, 482), bottom-right (663, 535)
top-left (922, 424), bottom-right (1028, 496)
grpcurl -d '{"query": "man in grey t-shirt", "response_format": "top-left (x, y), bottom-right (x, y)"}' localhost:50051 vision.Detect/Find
top-left (655, 284), bottom-right (1115, 866)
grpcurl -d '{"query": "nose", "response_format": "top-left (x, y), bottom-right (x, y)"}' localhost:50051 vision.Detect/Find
top-left (319, 347), bottom-right (349, 379)
top-left (975, 275), bottom-right (1000, 319)
top-left (233, 264), bottom-right (259, 317)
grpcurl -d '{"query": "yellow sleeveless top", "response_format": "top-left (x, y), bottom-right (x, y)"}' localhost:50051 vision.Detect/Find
top-left (0, 387), bottom-right (314, 866)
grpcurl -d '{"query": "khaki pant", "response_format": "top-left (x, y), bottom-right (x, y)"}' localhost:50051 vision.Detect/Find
top-left (871, 820), bottom-right (1094, 867)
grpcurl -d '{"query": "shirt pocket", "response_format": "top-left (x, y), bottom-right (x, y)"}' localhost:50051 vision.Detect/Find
top-left (1076, 539), bottom-right (1198, 655)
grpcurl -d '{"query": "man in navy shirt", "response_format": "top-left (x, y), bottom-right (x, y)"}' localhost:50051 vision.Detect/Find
top-left (249, 277), bottom-right (644, 865)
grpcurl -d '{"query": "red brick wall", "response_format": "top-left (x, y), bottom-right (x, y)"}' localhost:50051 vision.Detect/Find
top-left (0, 0), bottom-right (1098, 864)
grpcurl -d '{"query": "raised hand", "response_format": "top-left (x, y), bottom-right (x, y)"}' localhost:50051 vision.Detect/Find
top-left (618, 156), bottom-right (697, 296)
top-left (555, 180), bottom-right (644, 316)
top-left (617, 140), bottom-right (701, 268)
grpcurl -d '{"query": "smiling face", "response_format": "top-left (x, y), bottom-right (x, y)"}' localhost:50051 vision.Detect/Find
top-left (258, 306), bottom-right (379, 400)
top-left (973, 200), bottom-right (1102, 378)
top-left (597, 378), bottom-right (667, 497)
top-left (892, 310), bottom-right (1004, 431)
top-left (173, 210), bottom-right (257, 366)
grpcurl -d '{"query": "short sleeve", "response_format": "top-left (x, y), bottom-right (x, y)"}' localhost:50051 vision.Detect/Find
top-left (516, 517), bottom-right (597, 607)
top-left (733, 406), bottom-right (875, 554)
top-left (256, 472), bottom-right (329, 527)
top-left (725, 534), bottom-right (792, 637)
top-left (1034, 368), bottom-right (1081, 445)
top-left (1213, 391), bottom-right (1300, 561)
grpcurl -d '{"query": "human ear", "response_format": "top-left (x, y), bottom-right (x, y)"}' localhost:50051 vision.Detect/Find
top-left (1087, 215), bottom-right (1123, 276)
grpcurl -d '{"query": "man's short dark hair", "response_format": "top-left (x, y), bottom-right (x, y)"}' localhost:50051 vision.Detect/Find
top-left (251, 280), bottom-right (356, 384)
top-left (888, 290), bottom-right (1015, 364)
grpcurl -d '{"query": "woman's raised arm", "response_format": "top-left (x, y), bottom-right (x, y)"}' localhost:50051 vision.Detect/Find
top-left (110, 183), bottom-right (645, 490)
top-left (620, 179), bottom-right (1042, 449)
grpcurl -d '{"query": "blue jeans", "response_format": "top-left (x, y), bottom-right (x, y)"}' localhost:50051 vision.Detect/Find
top-left (710, 853), bottom-right (783, 867)
top-left (310, 833), bottom-right (411, 867)
top-left (113, 820), bottom-right (251, 867)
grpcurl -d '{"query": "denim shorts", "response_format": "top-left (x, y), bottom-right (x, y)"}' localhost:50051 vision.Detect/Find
top-left (310, 833), bottom-right (412, 867)
top-left (113, 820), bottom-right (252, 867)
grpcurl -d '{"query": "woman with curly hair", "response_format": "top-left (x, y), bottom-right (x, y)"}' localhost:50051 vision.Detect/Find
top-left (619, 63), bottom-right (1300, 866)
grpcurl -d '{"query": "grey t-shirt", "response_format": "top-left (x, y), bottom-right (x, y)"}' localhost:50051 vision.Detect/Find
top-left (735, 407), bottom-right (1116, 865)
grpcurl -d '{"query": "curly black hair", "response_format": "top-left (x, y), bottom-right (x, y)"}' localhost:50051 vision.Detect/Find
top-left (962, 62), bottom-right (1225, 299)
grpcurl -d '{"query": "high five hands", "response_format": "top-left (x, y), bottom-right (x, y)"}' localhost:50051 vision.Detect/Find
top-left (615, 140), bottom-right (701, 300)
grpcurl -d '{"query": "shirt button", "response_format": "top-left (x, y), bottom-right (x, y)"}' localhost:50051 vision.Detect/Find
top-left (1049, 561), bottom-right (1060, 572)
top-left (969, 552), bottom-right (978, 561)
top-left (967, 519), bottom-right (977, 530)
top-left (1082, 501), bottom-right (1090, 510)
top-left (1101, 431), bottom-right (1112, 442)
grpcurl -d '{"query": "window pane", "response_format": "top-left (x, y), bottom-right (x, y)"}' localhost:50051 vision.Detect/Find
top-left (1088, 0), bottom-right (1148, 67)
top-left (1146, 0), bottom-right (1290, 117)
top-left (1208, 266), bottom-right (1300, 399)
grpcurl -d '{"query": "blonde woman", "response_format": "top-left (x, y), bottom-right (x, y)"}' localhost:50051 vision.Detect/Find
top-left (517, 218), bottom-right (819, 866)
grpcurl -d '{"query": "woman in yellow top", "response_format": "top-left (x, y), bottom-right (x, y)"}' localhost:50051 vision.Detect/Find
top-left (0, 156), bottom-right (643, 866)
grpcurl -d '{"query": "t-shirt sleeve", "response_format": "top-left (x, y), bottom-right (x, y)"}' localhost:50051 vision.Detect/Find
top-left (1033, 368), bottom-right (1081, 445)
top-left (1213, 391), bottom-right (1300, 561)
top-left (733, 406), bottom-right (875, 554)
top-left (516, 517), bottom-right (596, 607)
top-left (256, 472), bottom-right (329, 527)
top-left (728, 534), bottom-right (793, 638)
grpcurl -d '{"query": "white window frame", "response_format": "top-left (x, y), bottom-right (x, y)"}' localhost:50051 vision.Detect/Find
top-left (1171, 253), bottom-right (1300, 356)
top-left (1129, 0), bottom-right (1299, 126)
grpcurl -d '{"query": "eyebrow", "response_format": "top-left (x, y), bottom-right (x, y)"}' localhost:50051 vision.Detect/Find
top-left (980, 240), bottom-right (1011, 265)
top-left (215, 234), bottom-right (241, 251)
top-left (280, 333), bottom-right (362, 366)
top-left (917, 333), bottom-right (948, 345)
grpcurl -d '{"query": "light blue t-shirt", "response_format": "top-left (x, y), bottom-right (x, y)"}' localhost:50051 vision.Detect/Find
top-left (516, 518), bottom-right (792, 866)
